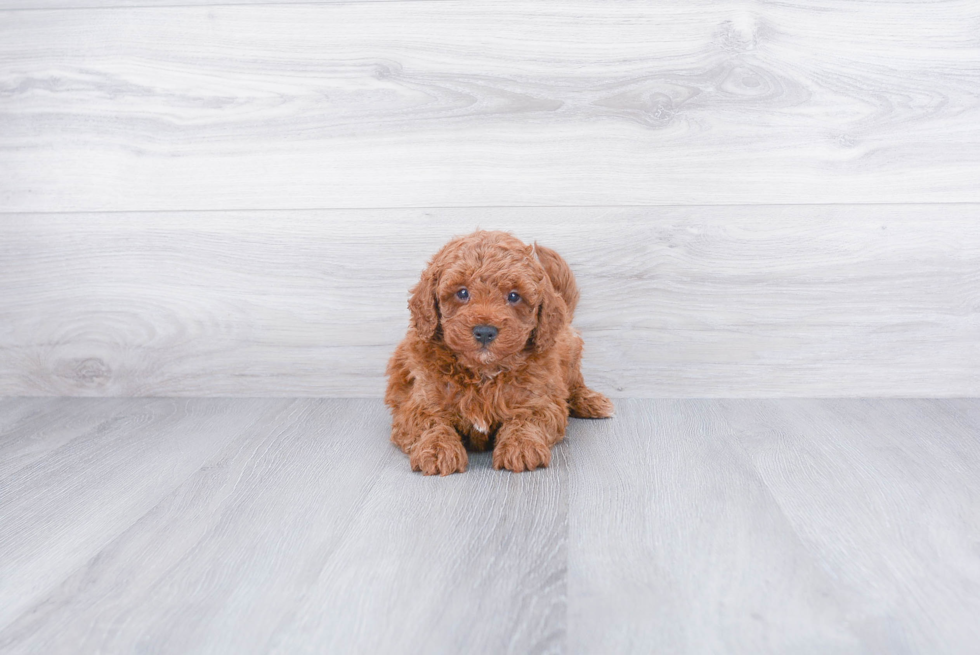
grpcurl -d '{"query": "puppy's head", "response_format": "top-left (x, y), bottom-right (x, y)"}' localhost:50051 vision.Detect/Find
top-left (409, 231), bottom-right (567, 369)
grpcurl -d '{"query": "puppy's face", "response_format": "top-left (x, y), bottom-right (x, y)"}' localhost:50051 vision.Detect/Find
top-left (437, 255), bottom-right (540, 366)
top-left (409, 232), bottom-right (564, 370)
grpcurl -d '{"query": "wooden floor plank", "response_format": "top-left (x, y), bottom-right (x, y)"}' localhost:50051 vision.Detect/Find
top-left (3, 398), bottom-right (979, 653)
top-left (0, 399), bottom-right (397, 653)
top-left (0, 397), bottom-right (291, 633)
top-left (567, 399), bottom-right (862, 653)
top-left (0, 399), bottom-right (566, 654)
top-left (2, 205), bottom-right (977, 398)
top-left (1, 1), bottom-right (978, 211)
top-left (568, 399), bottom-right (980, 654)
top-left (716, 399), bottom-right (980, 653)
top-left (0, 398), bottom-right (55, 445)
top-left (0, 397), bottom-right (127, 478)
top-left (266, 446), bottom-right (567, 655)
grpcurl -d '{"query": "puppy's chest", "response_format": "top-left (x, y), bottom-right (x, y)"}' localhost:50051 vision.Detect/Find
top-left (444, 378), bottom-right (507, 435)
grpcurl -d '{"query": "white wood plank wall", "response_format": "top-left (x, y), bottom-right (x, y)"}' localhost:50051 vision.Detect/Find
top-left (1, 1), bottom-right (978, 396)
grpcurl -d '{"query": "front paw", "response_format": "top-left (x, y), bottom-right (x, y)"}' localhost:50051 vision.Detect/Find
top-left (493, 429), bottom-right (551, 472)
top-left (409, 434), bottom-right (468, 476)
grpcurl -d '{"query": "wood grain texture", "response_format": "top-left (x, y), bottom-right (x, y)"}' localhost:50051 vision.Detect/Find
top-left (0, 397), bottom-right (120, 478)
top-left (0, 398), bottom-right (566, 654)
top-left (0, 397), bottom-right (292, 632)
top-left (568, 398), bottom-right (980, 654)
top-left (3, 398), bottom-right (979, 653)
top-left (2, 205), bottom-right (977, 397)
top-left (715, 399), bottom-right (980, 653)
top-left (266, 426), bottom-right (566, 655)
top-left (1, 1), bottom-right (979, 211)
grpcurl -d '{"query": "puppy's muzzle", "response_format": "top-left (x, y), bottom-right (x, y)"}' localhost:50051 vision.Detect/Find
top-left (472, 324), bottom-right (498, 346)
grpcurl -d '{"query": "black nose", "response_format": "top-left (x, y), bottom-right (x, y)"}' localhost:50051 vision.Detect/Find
top-left (472, 324), bottom-right (498, 346)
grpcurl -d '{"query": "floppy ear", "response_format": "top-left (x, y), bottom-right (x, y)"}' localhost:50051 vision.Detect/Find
top-left (408, 261), bottom-right (440, 341)
top-left (531, 275), bottom-right (568, 353)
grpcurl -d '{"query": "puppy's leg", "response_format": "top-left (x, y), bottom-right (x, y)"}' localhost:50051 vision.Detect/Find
top-left (569, 385), bottom-right (615, 419)
top-left (492, 401), bottom-right (568, 472)
top-left (564, 334), bottom-right (614, 419)
top-left (386, 346), bottom-right (466, 476)
top-left (408, 424), bottom-right (468, 476)
top-left (391, 403), bottom-right (467, 476)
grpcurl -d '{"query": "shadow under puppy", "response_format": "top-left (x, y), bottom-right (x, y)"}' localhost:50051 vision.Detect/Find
top-left (386, 230), bottom-right (613, 475)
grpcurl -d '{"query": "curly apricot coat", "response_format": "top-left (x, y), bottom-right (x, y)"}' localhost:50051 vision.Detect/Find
top-left (385, 231), bottom-right (613, 475)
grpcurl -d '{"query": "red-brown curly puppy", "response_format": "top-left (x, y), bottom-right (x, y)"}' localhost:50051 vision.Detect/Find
top-left (385, 230), bottom-right (613, 475)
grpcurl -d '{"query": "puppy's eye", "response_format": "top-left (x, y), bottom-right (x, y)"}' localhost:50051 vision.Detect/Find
top-left (456, 288), bottom-right (469, 301)
top-left (507, 291), bottom-right (521, 303)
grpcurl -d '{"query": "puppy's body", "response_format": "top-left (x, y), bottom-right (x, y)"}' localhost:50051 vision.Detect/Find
top-left (386, 231), bottom-right (612, 475)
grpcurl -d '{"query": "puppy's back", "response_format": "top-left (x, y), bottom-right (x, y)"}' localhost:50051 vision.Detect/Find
top-left (534, 243), bottom-right (579, 317)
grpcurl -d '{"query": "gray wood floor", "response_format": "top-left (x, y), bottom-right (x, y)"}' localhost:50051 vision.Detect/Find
top-left (1, 398), bottom-right (978, 654)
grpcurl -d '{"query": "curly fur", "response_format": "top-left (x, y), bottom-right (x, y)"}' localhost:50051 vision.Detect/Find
top-left (385, 230), bottom-right (613, 475)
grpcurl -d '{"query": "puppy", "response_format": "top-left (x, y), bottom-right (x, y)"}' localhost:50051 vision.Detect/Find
top-left (385, 231), bottom-right (613, 475)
